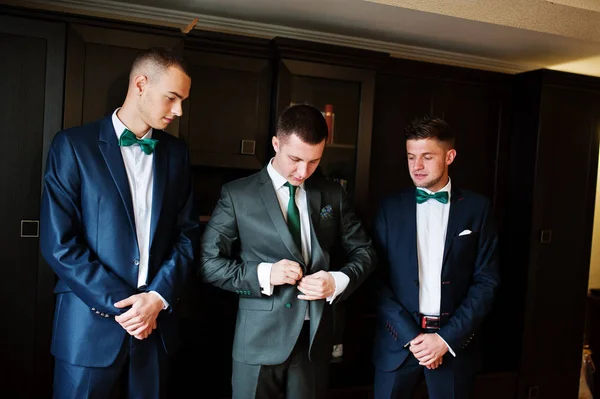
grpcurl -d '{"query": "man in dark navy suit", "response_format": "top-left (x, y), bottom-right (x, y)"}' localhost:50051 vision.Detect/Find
top-left (371, 116), bottom-right (500, 399)
top-left (40, 48), bottom-right (198, 399)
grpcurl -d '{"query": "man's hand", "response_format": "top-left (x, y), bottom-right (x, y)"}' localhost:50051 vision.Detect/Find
top-left (270, 259), bottom-right (303, 286)
top-left (409, 333), bottom-right (448, 367)
top-left (426, 357), bottom-right (443, 370)
top-left (114, 293), bottom-right (163, 340)
top-left (297, 271), bottom-right (335, 300)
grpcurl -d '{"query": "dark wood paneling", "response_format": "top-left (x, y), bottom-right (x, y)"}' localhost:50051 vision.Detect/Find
top-left (272, 36), bottom-right (389, 70)
top-left (512, 71), bottom-right (600, 398)
top-left (381, 57), bottom-right (512, 87)
top-left (434, 81), bottom-right (504, 200)
top-left (0, 14), bottom-right (65, 398)
top-left (273, 59), bottom-right (375, 216)
top-left (368, 74), bottom-right (435, 218)
top-left (180, 50), bottom-right (272, 169)
top-left (185, 29), bottom-right (273, 59)
top-left (64, 24), bottom-right (183, 132)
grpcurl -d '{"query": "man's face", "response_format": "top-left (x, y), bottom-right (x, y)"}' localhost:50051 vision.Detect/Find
top-left (137, 66), bottom-right (191, 130)
top-left (406, 138), bottom-right (455, 192)
top-left (272, 133), bottom-right (325, 186)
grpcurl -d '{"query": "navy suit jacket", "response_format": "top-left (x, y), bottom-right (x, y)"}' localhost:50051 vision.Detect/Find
top-left (371, 186), bottom-right (499, 372)
top-left (40, 116), bottom-right (198, 368)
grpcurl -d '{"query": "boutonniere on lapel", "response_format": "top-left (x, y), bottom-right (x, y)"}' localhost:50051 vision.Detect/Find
top-left (320, 204), bottom-right (335, 220)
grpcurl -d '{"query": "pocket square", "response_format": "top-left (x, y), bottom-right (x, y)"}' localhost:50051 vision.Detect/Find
top-left (320, 204), bottom-right (334, 220)
top-left (458, 229), bottom-right (472, 236)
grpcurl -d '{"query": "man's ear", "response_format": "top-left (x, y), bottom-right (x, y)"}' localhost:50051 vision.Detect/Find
top-left (272, 135), bottom-right (280, 153)
top-left (446, 149), bottom-right (457, 166)
top-left (133, 75), bottom-right (148, 95)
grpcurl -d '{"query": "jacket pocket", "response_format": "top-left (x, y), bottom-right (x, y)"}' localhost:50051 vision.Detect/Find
top-left (239, 297), bottom-right (274, 311)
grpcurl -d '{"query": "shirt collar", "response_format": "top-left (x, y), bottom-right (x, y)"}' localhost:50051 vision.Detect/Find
top-left (267, 158), bottom-right (305, 191)
top-left (419, 177), bottom-right (451, 199)
top-left (112, 108), bottom-right (153, 140)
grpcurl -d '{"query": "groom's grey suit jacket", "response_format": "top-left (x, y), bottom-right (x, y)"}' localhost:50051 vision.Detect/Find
top-left (200, 167), bottom-right (376, 365)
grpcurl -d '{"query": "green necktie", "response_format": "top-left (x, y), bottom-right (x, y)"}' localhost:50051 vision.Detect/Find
top-left (416, 189), bottom-right (449, 204)
top-left (118, 129), bottom-right (158, 155)
top-left (284, 182), bottom-right (302, 250)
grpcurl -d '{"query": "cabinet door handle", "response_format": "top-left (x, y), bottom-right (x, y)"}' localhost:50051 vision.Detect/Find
top-left (540, 229), bottom-right (552, 244)
top-left (21, 220), bottom-right (39, 238)
top-left (240, 140), bottom-right (256, 155)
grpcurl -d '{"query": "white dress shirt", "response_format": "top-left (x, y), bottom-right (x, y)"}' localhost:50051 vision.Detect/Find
top-left (416, 178), bottom-right (454, 355)
top-left (112, 110), bottom-right (167, 308)
top-left (257, 159), bottom-right (349, 318)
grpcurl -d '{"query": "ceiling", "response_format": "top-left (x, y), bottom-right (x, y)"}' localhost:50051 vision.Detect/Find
top-left (5, 0), bottom-right (600, 76)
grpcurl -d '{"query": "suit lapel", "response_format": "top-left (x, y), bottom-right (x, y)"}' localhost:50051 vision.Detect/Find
top-left (98, 117), bottom-right (136, 234)
top-left (150, 130), bottom-right (167, 246)
top-left (306, 179), bottom-right (321, 232)
top-left (259, 169), bottom-right (304, 264)
top-left (405, 189), bottom-right (419, 279)
top-left (305, 179), bottom-right (325, 273)
top-left (442, 187), bottom-right (464, 272)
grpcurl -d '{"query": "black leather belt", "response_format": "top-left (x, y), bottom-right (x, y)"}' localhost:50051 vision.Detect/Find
top-left (420, 314), bottom-right (440, 330)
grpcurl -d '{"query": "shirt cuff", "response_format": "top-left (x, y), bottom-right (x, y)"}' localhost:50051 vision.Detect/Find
top-left (257, 262), bottom-right (274, 296)
top-left (326, 271), bottom-right (350, 304)
top-left (149, 291), bottom-right (169, 310)
top-left (436, 333), bottom-right (456, 357)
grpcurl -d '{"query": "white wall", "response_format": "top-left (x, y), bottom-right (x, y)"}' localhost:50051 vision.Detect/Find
top-left (588, 154), bottom-right (600, 290)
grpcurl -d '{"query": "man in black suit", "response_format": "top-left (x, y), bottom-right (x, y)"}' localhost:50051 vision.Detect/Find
top-left (371, 116), bottom-right (500, 399)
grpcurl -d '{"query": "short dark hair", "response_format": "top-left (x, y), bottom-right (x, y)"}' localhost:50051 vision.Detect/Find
top-left (405, 115), bottom-right (455, 148)
top-left (130, 47), bottom-right (189, 82)
top-left (276, 104), bottom-right (328, 145)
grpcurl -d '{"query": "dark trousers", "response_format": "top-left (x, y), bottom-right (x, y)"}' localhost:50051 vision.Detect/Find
top-left (232, 323), bottom-right (330, 399)
top-left (374, 352), bottom-right (475, 399)
top-left (53, 332), bottom-right (168, 399)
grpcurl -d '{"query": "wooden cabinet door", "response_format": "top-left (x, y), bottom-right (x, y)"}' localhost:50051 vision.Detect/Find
top-left (274, 59), bottom-right (375, 216)
top-left (64, 24), bottom-right (183, 134)
top-left (0, 14), bottom-right (65, 398)
top-left (369, 74), bottom-right (436, 211)
top-left (518, 82), bottom-right (600, 399)
top-left (434, 81), bottom-right (508, 200)
top-left (179, 50), bottom-right (272, 169)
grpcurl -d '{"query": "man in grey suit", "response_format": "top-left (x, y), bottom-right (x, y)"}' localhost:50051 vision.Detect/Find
top-left (200, 104), bottom-right (376, 399)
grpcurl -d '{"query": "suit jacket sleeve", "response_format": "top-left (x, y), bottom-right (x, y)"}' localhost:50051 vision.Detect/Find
top-left (199, 184), bottom-right (262, 296)
top-left (147, 144), bottom-right (198, 309)
top-left (40, 132), bottom-right (134, 315)
top-left (333, 187), bottom-right (377, 302)
top-left (438, 199), bottom-right (500, 351)
top-left (372, 201), bottom-right (421, 345)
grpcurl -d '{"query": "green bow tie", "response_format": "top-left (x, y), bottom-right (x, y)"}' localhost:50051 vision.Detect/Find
top-left (416, 189), bottom-right (449, 204)
top-left (118, 129), bottom-right (158, 155)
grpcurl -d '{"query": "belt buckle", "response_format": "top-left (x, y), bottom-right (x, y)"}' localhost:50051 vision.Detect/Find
top-left (421, 315), bottom-right (440, 330)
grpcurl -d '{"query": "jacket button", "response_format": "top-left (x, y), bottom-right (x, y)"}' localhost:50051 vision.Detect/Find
top-left (413, 312), bottom-right (418, 317)
top-left (285, 302), bottom-right (292, 309)
top-left (133, 259), bottom-right (140, 266)
top-left (414, 280), bottom-right (419, 287)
